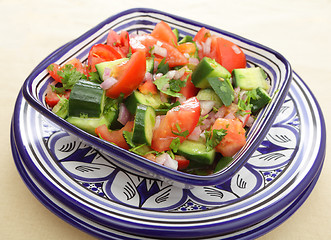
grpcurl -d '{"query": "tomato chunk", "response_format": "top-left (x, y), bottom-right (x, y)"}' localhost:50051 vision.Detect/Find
top-left (179, 71), bottom-right (199, 99)
top-left (47, 58), bottom-right (87, 83)
top-left (212, 118), bottom-right (246, 157)
top-left (45, 83), bottom-right (70, 107)
top-left (151, 97), bottom-right (200, 152)
top-left (130, 34), bottom-right (188, 67)
top-left (151, 21), bottom-right (178, 46)
top-left (106, 50), bottom-right (146, 98)
top-left (87, 44), bottom-right (122, 72)
top-left (95, 121), bottom-right (134, 150)
top-left (106, 30), bottom-right (130, 57)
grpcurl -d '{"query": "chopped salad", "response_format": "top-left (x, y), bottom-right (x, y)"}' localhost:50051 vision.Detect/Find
top-left (45, 21), bottom-right (271, 175)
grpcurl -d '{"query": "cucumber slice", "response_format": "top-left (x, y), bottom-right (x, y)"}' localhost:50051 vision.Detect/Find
top-left (250, 87), bottom-right (272, 113)
top-left (68, 80), bottom-right (105, 118)
top-left (196, 88), bottom-right (223, 108)
top-left (214, 156), bottom-right (233, 173)
top-left (146, 57), bottom-right (154, 74)
top-left (67, 116), bottom-right (108, 136)
top-left (95, 58), bottom-right (128, 80)
top-left (132, 104), bottom-right (156, 146)
top-left (191, 57), bottom-right (231, 88)
top-left (232, 67), bottom-right (270, 91)
top-left (124, 90), bottom-right (163, 114)
top-left (177, 140), bottom-right (216, 165)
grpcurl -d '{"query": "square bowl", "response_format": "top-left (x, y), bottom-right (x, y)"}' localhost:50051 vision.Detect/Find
top-left (22, 8), bottom-right (292, 188)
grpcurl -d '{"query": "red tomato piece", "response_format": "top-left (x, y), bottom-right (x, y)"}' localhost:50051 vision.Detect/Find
top-left (151, 97), bottom-right (201, 152)
top-left (138, 80), bottom-right (158, 95)
top-left (47, 58), bottom-right (87, 83)
top-left (45, 84), bottom-right (70, 107)
top-left (212, 118), bottom-right (247, 157)
top-left (130, 34), bottom-right (188, 67)
top-left (179, 71), bottom-right (199, 99)
top-left (215, 37), bottom-right (246, 73)
top-left (193, 27), bottom-right (211, 43)
top-left (95, 121), bottom-right (134, 150)
top-left (177, 42), bottom-right (197, 57)
top-left (106, 50), bottom-right (146, 98)
top-left (106, 30), bottom-right (130, 57)
top-left (87, 44), bottom-right (122, 72)
top-left (174, 155), bottom-right (190, 170)
top-left (151, 21), bottom-right (178, 46)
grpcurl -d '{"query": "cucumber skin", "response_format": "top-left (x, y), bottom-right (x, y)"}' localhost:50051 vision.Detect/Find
top-left (67, 116), bottom-right (108, 136)
top-left (125, 91), bottom-right (162, 114)
top-left (95, 58), bottom-right (128, 80)
top-left (177, 140), bottom-right (216, 165)
top-left (68, 80), bottom-right (105, 118)
top-left (132, 104), bottom-right (156, 146)
top-left (191, 57), bottom-right (231, 89)
top-left (232, 67), bottom-right (270, 91)
top-left (250, 87), bottom-right (272, 113)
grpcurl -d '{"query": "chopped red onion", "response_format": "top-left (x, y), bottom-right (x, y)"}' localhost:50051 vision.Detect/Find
top-left (187, 126), bottom-right (202, 141)
top-left (184, 53), bottom-right (190, 58)
top-left (154, 73), bottom-right (163, 80)
top-left (156, 40), bottom-right (163, 47)
top-left (163, 155), bottom-right (178, 170)
top-left (103, 67), bottom-right (111, 78)
top-left (152, 45), bottom-right (167, 58)
top-left (196, 41), bottom-right (202, 50)
top-left (200, 100), bottom-right (215, 116)
top-left (203, 37), bottom-right (211, 55)
top-left (189, 57), bottom-right (199, 65)
top-left (174, 68), bottom-right (186, 79)
top-left (144, 72), bottom-right (153, 82)
top-left (224, 112), bottom-right (235, 120)
top-left (117, 103), bottom-right (130, 125)
top-left (246, 116), bottom-right (255, 127)
top-left (165, 70), bottom-right (176, 79)
top-left (100, 76), bottom-right (117, 90)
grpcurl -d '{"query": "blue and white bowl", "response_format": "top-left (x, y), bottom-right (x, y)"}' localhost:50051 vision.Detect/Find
top-left (22, 8), bottom-right (292, 188)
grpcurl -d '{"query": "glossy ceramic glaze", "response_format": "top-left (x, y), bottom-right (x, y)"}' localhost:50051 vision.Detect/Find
top-left (22, 8), bottom-right (292, 187)
top-left (12, 72), bottom-right (326, 239)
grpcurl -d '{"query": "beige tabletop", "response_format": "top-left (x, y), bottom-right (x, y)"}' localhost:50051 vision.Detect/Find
top-left (1, 0), bottom-right (330, 239)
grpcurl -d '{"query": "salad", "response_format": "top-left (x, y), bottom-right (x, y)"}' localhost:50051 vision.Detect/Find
top-left (45, 21), bottom-right (271, 175)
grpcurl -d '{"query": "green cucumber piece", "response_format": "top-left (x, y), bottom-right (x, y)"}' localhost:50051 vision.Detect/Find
top-left (214, 156), bottom-right (233, 173)
top-left (207, 77), bottom-right (234, 106)
top-left (178, 35), bottom-right (194, 44)
top-left (232, 67), bottom-right (270, 91)
top-left (177, 140), bottom-right (216, 165)
top-left (191, 57), bottom-right (231, 88)
top-left (52, 97), bottom-right (69, 119)
top-left (95, 58), bottom-right (128, 80)
top-left (250, 87), bottom-right (272, 113)
top-left (196, 88), bottom-right (223, 108)
top-left (132, 104), bottom-right (156, 146)
top-left (124, 90), bottom-right (163, 114)
top-left (146, 57), bottom-right (154, 74)
top-left (68, 80), bottom-right (105, 118)
top-left (67, 116), bottom-right (108, 136)
top-left (172, 28), bottom-right (179, 42)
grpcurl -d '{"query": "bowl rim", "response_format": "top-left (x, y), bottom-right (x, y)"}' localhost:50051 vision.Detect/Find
top-left (22, 7), bottom-right (292, 186)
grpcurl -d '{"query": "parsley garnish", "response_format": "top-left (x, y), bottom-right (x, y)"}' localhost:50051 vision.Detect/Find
top-left (169, 138), bottom-right (181, 153)
top-left (57, 64), bottom-right (87, 90)
top-left (169, 78), bottom-right (186, 92)
top-left (171, 123), bottom-right (189, 137)
top-left (88, 71), bottom-right (102, 83)
top-left (205, 129), bottom-right (227, 151)
top-left (156, 58), bottom-right (169, 75)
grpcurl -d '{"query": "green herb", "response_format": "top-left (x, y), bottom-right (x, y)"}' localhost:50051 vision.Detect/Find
top-left (169, 138), bottom-right (181, 153)
top-left (207, 77), bottom-right (234, 106)
top-left (154, 75), bottom-right (183, 98)
top-left (50, 85), bottom-right (66, 94)
top-left (205, 129), bottom-right (227, 151)
top-left (171, 123), bottom-right (189, 137)
top-left (88, 71), bottom-right (102, 83)
top-left (156, 58), bottom-right (169, 75)
top-left (57, 64), bottom-right (87, 90)
top-left (169, 78), bottom-right (186, 92)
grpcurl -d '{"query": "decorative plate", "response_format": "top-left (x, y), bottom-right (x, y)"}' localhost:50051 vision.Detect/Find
top-left (11, 72), bottom-right (326, 239)
top-left (21, 8), bottom-right (292, 187)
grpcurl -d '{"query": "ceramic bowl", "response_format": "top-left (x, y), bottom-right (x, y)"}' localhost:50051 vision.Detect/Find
top-left (22, 8), bottom-right (292, 188)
